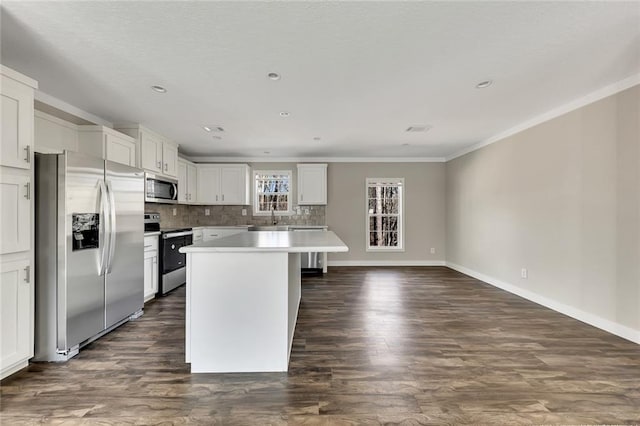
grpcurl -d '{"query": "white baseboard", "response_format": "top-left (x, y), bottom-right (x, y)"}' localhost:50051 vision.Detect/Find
top-left (446, 262), bottom-right (640, 345)
top-left (328, 260), bottom-right (446, 267)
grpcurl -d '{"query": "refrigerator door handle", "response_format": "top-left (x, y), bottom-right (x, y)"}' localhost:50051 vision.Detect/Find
top-left (105, 180), bottom-right (117, 273)
top-left (97, 180), bottom-right (110, 276)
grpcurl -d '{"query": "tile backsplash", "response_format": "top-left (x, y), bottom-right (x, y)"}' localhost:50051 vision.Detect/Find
top-left (146, 203), bottom-right (325, 229)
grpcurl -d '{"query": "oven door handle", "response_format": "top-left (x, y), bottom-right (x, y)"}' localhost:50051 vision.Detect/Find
top-left (163, 231), bottom-right (193, 239)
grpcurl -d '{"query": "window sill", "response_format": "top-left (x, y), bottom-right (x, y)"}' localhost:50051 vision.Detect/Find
top-left (366, 247), bottom-right (405, 253)
top-left (253, 211), bottom-right (293, 217)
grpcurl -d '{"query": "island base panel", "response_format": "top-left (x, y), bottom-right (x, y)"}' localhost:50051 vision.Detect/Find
top-left (188, 251), bottom-right (300, 373)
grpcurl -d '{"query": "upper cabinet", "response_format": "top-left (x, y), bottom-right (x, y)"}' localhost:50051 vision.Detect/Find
top-left (77, 126), bottom-right (137, 167)
top-left (297, 163), bottom-right (327, 205)
top-left (0, 66), bottom-right (37, 170)
top-left (34, 111), bottom-right (79, 154)
top-left (114, 124), bottom-right (179, 178)
top-left (178, 158), bottom-right (197, 204)
top-left (197, 164), bottom-right (250, 205)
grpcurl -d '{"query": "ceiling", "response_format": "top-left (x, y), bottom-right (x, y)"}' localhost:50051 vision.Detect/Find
top-left (1, 1), bottom-right (639, 160)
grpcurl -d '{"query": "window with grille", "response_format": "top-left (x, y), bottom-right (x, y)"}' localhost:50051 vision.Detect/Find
top-left (366, 178), bottom-right (404, 251)
top-left (254, 170), bottom-right (292, 215)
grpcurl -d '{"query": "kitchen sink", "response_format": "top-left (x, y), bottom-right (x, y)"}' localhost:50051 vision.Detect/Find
top-left (249, 225), bottom-right (290, 231)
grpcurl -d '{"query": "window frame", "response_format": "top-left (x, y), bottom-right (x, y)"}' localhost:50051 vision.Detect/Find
top-left (365, 177), bottom-right (405, 252)
top-left (253, 169), bottom-right (293, 216)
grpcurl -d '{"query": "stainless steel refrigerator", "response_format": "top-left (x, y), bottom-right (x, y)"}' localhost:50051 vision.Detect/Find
top-left (34, 151), bottom-right (144, 361)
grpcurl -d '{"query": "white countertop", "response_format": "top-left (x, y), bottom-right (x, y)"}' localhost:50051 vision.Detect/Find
top-left (144, 231), bottom-right (161, 237)
top-left (191, 225), bottom-right (253, 230)
top-left (180, 230), bottom-right (348, 253)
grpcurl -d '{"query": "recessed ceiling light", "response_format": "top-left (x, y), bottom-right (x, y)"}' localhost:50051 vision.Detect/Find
top-left (476, 80), bottom-right (493, 89)
top-left (267, 72), bottom-right (281, 81)
top-left (402, 143), bottom-right (410, 146)
top-left (212, 135), bottom-right (222, 140)
top-left (151, 85), bottom-right (167, 93)
top-left (263, 151), bottom-right (270, 154)
top-left (406, 125), bottom-right (432, 132)
top-left (204, 126), bottom-right (224, 132)
top-left (279, 111), bottom-right (290, 117)
top-left (313, 137), bottom-right (321, 141)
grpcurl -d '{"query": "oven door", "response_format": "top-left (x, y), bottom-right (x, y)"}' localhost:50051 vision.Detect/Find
top-left (145, 173), bottom-right (178, 204)
top-left (162, 236), bottom-right (188, 274)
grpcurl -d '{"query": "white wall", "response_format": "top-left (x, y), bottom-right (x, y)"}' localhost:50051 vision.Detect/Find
top-left (446, 85), bottom-right (640, 343)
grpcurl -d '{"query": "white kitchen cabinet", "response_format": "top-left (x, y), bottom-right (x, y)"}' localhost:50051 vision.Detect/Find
top-left (297, 163), bottom-right (327, 205)
top-left (77, 126), bottom-right (137, 167)
top-left (141, 130), bottom-right (163, 173)
top-left (162, 143), bottom-right (178, 177)
top-left (114, 124), bottom-right (179, 178)
top-left (196, 165), bottom-right (220, 204)
top-left (34, 111), bottom-right (78, 154)
top-left (0, 66), bottom-right (36, 380)
top-left (0, 67), bottom-right (37, 170)
top-left (143, 235), bottom-right (159, 302)
top-left (202, 227), bottom-right (248, 242)
top-left (0, 256), bottom-right (33, 379)
top-left (178, 158), bottom-right (198, 204)
top-left (196, 164), bottom-right (250, 205)
top-left (0, 170), bottom-right (31, 255)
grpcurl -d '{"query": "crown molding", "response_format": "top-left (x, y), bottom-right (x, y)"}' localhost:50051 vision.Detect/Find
top-left (446, 73), bottom-right (640, 162)
top-left (35, 90), bottom-right (112, 127)
top-left (181, 155), bottom-right (447, 164)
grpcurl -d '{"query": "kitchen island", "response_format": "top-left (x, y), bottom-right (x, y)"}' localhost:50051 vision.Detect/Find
top-left (179, 230), bottom-right (348, 373)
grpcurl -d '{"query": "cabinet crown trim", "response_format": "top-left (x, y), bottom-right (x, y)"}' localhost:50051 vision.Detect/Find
top-left (1, 65), bottom-right (38, 89)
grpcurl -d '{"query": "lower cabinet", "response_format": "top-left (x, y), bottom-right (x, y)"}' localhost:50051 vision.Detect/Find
top-left (143, 236), bottom-right (159, 302)
top-left (0, 255), bottom-right (33, 379)
top-left (201, 227), bottom-right (247, 242)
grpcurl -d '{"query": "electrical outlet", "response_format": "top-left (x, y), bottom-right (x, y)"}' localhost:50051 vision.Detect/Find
top-left (172, 208), bottom-right (177, 216)
top-left (304, 208), bottom-right (309, 215)
top-left (430, 248), bottom-right (436, 254)
top-left (521, 268), bottom-right (528, 279)
top-left (241, 208), bottom-right (247, 216)
top-left (205, 208), bottom-right (210, 216)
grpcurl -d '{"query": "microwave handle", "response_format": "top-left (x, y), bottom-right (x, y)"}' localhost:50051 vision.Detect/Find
top-left (171, 182), bottom-right (178, 200)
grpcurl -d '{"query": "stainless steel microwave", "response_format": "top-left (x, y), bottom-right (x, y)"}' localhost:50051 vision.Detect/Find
top-left (145, 173), bottom-right (178, 203)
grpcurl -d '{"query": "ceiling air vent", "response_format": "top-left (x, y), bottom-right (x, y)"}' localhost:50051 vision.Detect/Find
top-left (405, 125), bottom-right (432, 132)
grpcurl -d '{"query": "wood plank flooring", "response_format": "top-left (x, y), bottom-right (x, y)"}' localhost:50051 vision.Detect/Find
top-left (2, 266), bottom-right (639, 424)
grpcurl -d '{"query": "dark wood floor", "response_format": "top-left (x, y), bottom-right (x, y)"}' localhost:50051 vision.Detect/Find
top-left (2, 267), bottom-right (639, 424)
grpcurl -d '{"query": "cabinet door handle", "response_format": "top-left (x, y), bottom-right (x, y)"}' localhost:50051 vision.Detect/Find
top-left (301, 194), bottom-right (303, 202)
top-left (24, 265), bottom-right (30, 283)
top-left (24, 182), bottom-right (30, 200)
top-left (157, 161), bottom-right (162, 169)
top-left (164, 163), bottom-right (168, 172)
top-left (24, 145), bottom-right (31, 163)
top-left (222, 194), bottom-right (224, 201)
top-left (216, 195), bottom-right (218, 202)
top-left (144, 245), bottom-right (152, 248)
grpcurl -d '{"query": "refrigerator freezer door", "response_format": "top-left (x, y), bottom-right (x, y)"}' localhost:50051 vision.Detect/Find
top-left (104, 160), bottom-right (144, 328)
top-left (61, 152), bottom-right (107, 350)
